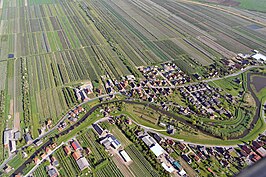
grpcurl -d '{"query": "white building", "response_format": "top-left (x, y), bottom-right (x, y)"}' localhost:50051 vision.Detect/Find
top-left (252, 53), bottom-right (266, 62)
top-left (161, 162), bottom-right (175, 173)
top-left (119, 150), bottom-right (132, 162)
top-left (150, 143), bottom-right (166, 157)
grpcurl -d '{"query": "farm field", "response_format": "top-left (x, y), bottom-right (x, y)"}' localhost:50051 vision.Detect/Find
top-left (0, 0), bottom-right (266, 159)
top-left (194, 0), bottom-right (266, 13)
top-left (126, 144), bottom-right (160, 177)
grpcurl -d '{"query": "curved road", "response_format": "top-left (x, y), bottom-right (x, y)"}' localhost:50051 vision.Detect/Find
top-left (6, 66), bottom-right (266, 175)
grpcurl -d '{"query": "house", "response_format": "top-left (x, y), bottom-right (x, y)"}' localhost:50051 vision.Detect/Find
top-left (119, 150), bottom-right (132, 162)
top-left (252, 141), bottom-right (262, 150)
top-left (76, 157), bottom-right (90, 171)
top-left (46, 147), bottom-right (52, 154)
top-left (34, 157), bottom-right (40, 164)
top-left (64, 146), bottom-right (71, 155)
top-left (50, 156), bottom-right (59, 167)
top-left (3, 165), bottom-right (12, 173)
top-left (72, 151), bottom-right (81, 161)
top-left (153, 133), bottom-right (163, 144)
top-left (256, 147), bottom-right (266, 157)
top-left (241, 145), bottom-right (251, 155)
top-left (47, 167), bottom-right (58, 177)
top-left (181, 154), bottom-right (191, 164)
top-left (40, 153), bottom-right (46, 159)
top-left (25, 133), bottom-right (33, 144)
top-left (251, 153), bottom-right (261, 162)
top-left (178, 143), bottom-right (186, 151)
top-left (166, 139), bottom-right (175, 146)
top-left (71, 140), bottom-right (82, 151)
top-left (35, 140), bottom-right (43, 147)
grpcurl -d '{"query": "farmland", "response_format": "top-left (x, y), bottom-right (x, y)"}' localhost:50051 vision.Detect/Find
top-left (0, 0), bottom-right (265, 142)
top-left (0, 0), bottom-right (266, 175)
top-left (126, 145), bottom-right (160, 177)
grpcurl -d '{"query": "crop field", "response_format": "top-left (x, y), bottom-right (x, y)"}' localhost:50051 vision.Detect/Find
top-left (77, 129), bottom-right (108, 165)
top-left (55, 147), bottom-right (85, 176)
top-left (126, 145), bottom-right (160, 177)
top-left (1, 0), bottom-right (266, 142)
top-left (94, 160), bottom-right (124, 177)
top-left (33, 163), bottom-right (48, 177)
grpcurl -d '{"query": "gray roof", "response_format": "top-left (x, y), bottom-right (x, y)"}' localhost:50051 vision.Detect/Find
top-left (77, 157), bottom-right (90, 170)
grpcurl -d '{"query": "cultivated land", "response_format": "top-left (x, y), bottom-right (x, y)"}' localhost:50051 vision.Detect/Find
top-left (0, 0), bottom-right (266, 176)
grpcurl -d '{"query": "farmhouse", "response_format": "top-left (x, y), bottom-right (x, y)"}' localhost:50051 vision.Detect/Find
top-left (76, 157), bottom-right (90, 171)
top-left (119, 150), bottom-right (132, 162)
top-left (100, 134), bottom-right (121, 149)
top-left (251, 53), bottom-right (266, 63)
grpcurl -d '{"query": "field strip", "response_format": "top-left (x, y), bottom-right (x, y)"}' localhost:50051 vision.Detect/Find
top-left (176, 0), bottom-right (266, 27)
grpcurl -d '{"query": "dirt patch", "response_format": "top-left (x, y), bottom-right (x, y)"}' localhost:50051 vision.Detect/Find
top-left (201, 0), bottom-right (240, 6)
top-left (13, 112), bottom-right (20, 131)
top-left (9, 99), bottom-right (13, 115)
top-left (112, 154), bottom-right (135, 177)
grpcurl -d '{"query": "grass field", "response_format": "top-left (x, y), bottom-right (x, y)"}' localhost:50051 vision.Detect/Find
top-left (237, 0), bottom-right (266, 12)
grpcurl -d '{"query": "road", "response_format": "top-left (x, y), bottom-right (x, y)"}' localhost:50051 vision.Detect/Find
top-left (19, 92), bottom-right (121, 150)
top-left (24, 142), bottom-right (64, 177)
top-left (3, 65), bottom-right (266, 172)
top-left (0, 92), bottom-right (121, 171)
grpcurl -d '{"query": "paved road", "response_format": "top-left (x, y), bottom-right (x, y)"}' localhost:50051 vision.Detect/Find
top-left (125, 113), bottom-right (239, 148)
top-left (24, 142), bottom-right (64, 177)
top-left (0, 92), bottom-right (120, 171)
top-left (4, 65), bottom-right (266, 171)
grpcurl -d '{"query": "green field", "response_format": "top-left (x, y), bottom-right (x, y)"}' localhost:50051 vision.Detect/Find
top-left (237, 0), bottom-right (266, 12)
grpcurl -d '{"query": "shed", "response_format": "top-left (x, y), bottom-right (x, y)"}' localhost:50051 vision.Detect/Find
top-left (119, 150), bottom-right (132, 162)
